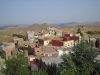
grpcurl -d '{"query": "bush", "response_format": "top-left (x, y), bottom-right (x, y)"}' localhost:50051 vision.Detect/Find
top-left (12, 34), bottom-right (25, 38)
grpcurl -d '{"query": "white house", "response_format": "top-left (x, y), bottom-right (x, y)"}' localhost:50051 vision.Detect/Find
top-left (57, 48), bottom-right (74, 56)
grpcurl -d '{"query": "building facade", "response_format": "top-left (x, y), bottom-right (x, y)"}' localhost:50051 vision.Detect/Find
top-left (44, 47), bottom-right (58, 57)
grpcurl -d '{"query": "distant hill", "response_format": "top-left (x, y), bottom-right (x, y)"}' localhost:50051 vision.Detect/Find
top-left (53, 22), bottom-right (79, 27)
top-left (0, 25), bottom-right (19, 30)
top-left (1, 22), bottom-right (100, 31)
top-left (0, 25), bottom-right (28, 30)
top-left (24, 23), bottom-right (52, 32)
top-left (0, 23), bottom-right (53, 32)
top-left (84, 22), bottom-right (100, 27)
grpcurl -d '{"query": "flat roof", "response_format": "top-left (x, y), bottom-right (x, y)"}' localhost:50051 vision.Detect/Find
top-left (90, 38), bottom-right (96, 41)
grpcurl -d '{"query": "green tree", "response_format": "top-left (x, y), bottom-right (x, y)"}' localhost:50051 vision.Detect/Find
top-left (60, 41), bottom-right (100, 75)
top-left (77, 28), bottom-right (84, 36)
top-left (60, 54), bottom-right (77, 75)
top-left (1, 53), bottom-right (30, 75)
top-left (47, 63), bottom-right (57, 75)
top-left (31, 69), bottom-right (48, 75)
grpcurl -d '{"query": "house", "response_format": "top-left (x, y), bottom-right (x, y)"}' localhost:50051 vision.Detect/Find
top-left (63, 40), bottom-right (74, 48)
top-left (52, 33), bottom-right (79, 48)
top-left (57, 48), bottom-right (74, 56)
top-left (52, 40), bottom-right (63, 47)
top-left (75, 33), bottom-right (81, 40)
top-left (70, 36), bottom-right (79, 46)
top-left (52, 39), bottom-right (74, 48)
top-left (0, 42), bottom-right (15, 59)
top-left (38, 38), bottom-right (50, 46)
top-left (30, 63), bottom-right (38, 71)
top-left (13, 38), bottom-right (24, 47)
top-left (28, 43), bottom-right (35, 55)
top-left (44, 46), bottom-right (58, 57)
top-left (28, 44), bottom-right (44, 56)
top-left (46, 27), bottom-right (62, 37)
top-left (34, 33), bottom-right (43, 38)
top-left (64, 33), bottom-right (70, 37)
top-left (34, 48), bottom-right (44, 56)
top-left (27, 55), bottom-right (38, 71)
top-left (26, 31), bottom-right (34, 40)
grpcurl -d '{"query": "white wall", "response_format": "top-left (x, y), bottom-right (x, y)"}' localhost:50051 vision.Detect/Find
top-left (57, 50), bottom-right (70, 56)
top-left (44, 40), bottom-right (50, 46)
top-left (44, 34), bottom-right (50, 37)
top-left (57, 50), bottom-right (64, 56)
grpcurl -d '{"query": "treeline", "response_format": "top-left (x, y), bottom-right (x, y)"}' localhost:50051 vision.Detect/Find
top-left (86, 30), bottom-right (100, 35)
top-left (12, 34), bottom-right (25, 38)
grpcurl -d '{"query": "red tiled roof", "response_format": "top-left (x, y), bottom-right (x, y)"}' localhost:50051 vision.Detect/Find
top-left (44, 47), bottom-right (58, 53)
top-left (70, 36), bottom-right (79, 41)
top-left (63, 37), bottom-right (70, 41)
top-left (64, 34), bottom-right (70, 37)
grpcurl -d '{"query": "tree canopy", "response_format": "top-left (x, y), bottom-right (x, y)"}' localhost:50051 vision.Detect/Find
top-left (77, 28), bottom-right (84, 36)
top-left (1, 53), bottom-right (30, 75)
top-left (60, 41), bottom-right (100, 75)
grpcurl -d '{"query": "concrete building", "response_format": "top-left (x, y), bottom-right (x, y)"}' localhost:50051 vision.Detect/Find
top-left (0, 42), bottom-right (15, 59)
top-left (38, 38), bottom-right (50, 46)
top-left (52, 40), bottom-right (63, 47)
top-left (63, 40), bottom-right (74, 48)
top-left (52, 33), bottom-right (80, 48)
top-left (44, 46), bottom-right (58, 57)
top-left (34, 33), bottom-right (43, 38)
top-left (52, 39), bottom-right (74, 48)
top-left (13, 38), bottom-right (24, 47)
top-left (27, 55), bottom-right (38, 71)
top-left (57, 48), bottom-right (74, 56)
top-left (28, 44), bottom-right (44, 56)
top-left (75, 33), bottom-right (81, 40)
top-left (28, 44), bottom-right (35, 55)
top-left (34, 48), bottom-right (44, 56)
top-left (46, 27), bottom-right (62, 37)
top-left (89, 38), bottom-right (96, 48)
top-left (26, 31), bottom-right (34, 40)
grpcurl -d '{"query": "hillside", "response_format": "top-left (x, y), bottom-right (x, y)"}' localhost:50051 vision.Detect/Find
top-left (61, 22), bottom-right (100, 40)
top-left (25, 23), bottom-right (51, 32)
top-left (0, 22), bottom-right (100, 43)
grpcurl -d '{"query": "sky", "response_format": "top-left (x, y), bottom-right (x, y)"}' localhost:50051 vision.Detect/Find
top-left (0, 0), bottom-right (100, 26)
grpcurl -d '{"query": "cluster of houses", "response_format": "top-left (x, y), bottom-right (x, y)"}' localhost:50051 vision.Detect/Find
top-left (0, 27), bottom-right (100, 71)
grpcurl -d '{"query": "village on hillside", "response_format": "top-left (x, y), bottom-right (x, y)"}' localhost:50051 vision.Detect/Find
top-left (0, 27), bottom-right (100, 71)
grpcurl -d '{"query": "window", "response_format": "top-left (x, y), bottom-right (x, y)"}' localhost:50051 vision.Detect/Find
top-left (48, 54), bottom-right (52, 56)
top-left (41, 54), bottom-right (43, 55)
top-left (37, 51), bottom-right (39, 52)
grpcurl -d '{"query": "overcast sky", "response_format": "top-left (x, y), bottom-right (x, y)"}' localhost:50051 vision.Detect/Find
top-left (0, 0), bottom-right (100, 26)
